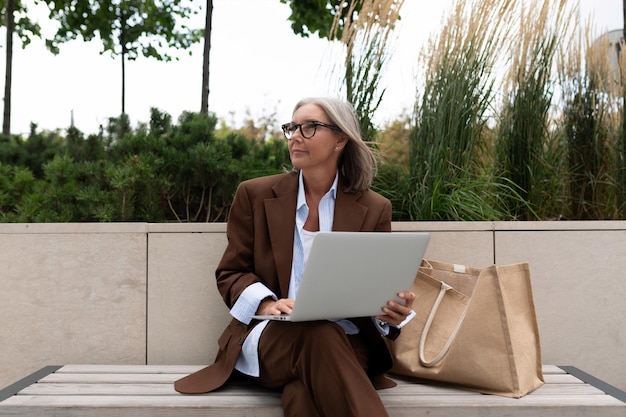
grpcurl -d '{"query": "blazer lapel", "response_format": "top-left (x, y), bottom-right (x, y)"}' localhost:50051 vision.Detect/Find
top-left (333, 187), bottom-right (368, 231)
top-left (265, 174), bottom-right (298, 297)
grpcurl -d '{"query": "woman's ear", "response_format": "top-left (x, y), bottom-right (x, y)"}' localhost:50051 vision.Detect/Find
top-left (335, 134), bottom-right (348, 151)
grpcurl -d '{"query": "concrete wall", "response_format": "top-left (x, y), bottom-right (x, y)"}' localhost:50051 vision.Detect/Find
top-left (1, 221), bottom-right (625, 392)
top-left (0, 223), bottom-right (148, 390)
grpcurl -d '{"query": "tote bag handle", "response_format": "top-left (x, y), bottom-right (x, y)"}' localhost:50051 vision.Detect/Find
top-left (418, 281), bottom-right (469, 367)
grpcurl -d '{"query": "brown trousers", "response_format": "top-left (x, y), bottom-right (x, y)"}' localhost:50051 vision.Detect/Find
top-left (253, 320), bottom-right (389, 417)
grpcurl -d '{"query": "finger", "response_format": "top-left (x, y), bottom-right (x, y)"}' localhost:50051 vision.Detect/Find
top-left (398, 291), bottom-right (416, 308)
top-left (377, 314), bottom-right (400, 326)
top-left (386, 300), bottom-right (411, 315)
top-left (380, 301), bottom-right (412, 325)
top-left (281, 298), bottom-right (295, 310)
top-left (275, 302), bottom-right (288, 314)
top-left (378, 307), bottom-right (402, 326)
top-left (275, 299), bottom-right (294, 314)
top-left (400, 291), bottom-right (415, 301)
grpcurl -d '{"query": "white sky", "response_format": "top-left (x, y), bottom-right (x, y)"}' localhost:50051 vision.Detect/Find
top-left (4, 0), bottom-right (624, 135)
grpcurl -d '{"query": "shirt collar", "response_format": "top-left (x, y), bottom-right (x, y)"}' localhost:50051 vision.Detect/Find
top-left (297, 170), bottom-right (338, 209)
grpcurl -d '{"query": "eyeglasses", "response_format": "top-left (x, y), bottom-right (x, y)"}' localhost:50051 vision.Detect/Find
top-left (281, 121), bottom-right (341, 140)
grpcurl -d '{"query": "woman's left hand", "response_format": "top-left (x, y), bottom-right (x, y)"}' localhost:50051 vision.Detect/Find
top-left (376, 291), bottom-right (415, 326)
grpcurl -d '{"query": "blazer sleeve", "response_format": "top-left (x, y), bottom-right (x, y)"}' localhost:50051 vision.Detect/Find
top-left (215, 182), bottom-right (263, 308)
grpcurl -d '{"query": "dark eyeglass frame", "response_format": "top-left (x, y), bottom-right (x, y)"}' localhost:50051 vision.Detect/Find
top-left (281, 121), bottom-right (341, 140)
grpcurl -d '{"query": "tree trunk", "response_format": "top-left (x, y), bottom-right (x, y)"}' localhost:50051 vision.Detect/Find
top-left (119, 7), bottom-right (127, 116)
top-left (200, 0), bottom-right (213, 115)
top-left (623, 0), bottom-right (626, 217)
top-left (3, 0), bottom-right (15, 135)
top-left (121, 49), bottom-right (126, 115)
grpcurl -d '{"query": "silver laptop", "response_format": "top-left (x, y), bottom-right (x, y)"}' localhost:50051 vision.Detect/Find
top-left (251, 232), bottom-right (430, 322)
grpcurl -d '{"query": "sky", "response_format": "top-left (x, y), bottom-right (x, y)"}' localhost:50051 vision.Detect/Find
top-left (4, 0), bottom-right (624, 136)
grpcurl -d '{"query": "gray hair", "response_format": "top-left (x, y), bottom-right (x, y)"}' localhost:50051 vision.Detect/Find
top-left (292, 97), bottom-right (378, 193)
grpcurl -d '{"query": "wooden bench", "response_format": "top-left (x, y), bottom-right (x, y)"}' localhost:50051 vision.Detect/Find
top-left (1, 365), bottom-right (624, 416)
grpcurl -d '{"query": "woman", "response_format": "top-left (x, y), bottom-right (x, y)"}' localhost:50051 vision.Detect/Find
top-left (175, 97), bottom-right (415, 417)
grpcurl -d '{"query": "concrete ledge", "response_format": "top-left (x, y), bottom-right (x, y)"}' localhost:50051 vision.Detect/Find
top-left (0, 222), bottom-right (148, 234)
top-left (392, 221), bottom-right (495, 232)
top-left (147, 223), bottom-right (226, 233)
top-left (493, 220), bottom-right (626, 231)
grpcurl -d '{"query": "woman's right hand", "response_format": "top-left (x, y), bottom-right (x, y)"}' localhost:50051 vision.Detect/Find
top-left (257, 297), bottom-right (294, 316)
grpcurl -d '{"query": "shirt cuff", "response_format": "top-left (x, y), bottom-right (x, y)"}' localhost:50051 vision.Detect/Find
top-left (394, 309), bottom-right (416, 329)
top-left (372, 308), bottom-right (416, 335)
top-left (372, 316), bottom-right (390, 336)
top-left (230, 282), bottom-right (276, 325)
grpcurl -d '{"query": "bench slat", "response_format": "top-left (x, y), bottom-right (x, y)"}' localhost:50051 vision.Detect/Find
top-left (55, 364), bottom-right (566, 375)
top-left (2, 393), bottom-right (624, 410)
top-left (39, 373), bottom-right (189, 384)
top-left (37, 371), bottom-right (580, 385)
top-left (3, 393), bottom-right (624, 407)
top-left (56, 364), bottom-right (206, 374)
top-left (392, 373), bottom-right (582, 385)
top-left (17, 381), bottom-right (606, 397)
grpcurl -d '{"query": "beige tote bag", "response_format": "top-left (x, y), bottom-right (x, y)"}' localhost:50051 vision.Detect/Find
top-left (386, 259), bottom-right (544, 398)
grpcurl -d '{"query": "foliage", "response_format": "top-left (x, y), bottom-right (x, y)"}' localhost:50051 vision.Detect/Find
top-left (3, 0), bottom-right (626, 222)
top-left (219, 105), bottom-right (284, 143)
top-left (2, 0), bottom-right (46, 135)
top-left (280, 0), bottom-right (364, 39)
top-left (0, 109), bottom-right (290, 223)
top-left (330, 0), bottom-right (403, 143)
top-left (0, 0), bottom-right (42, 46)
top-left (43, 0), bottom-right (202, 60)
top-left (496, 0), bottom-right (572, 220)
top-left (402, 0), bottom-right (525, 221)
top-left (558, 24), bottom-right (624, 219)
top-left (377, 112), bottom-right (410, 166)
top-left (41, 0), bottom-right (203, 114)
top-left (380, 0), bottom-right (624, 221)
top-left (0, 124), bottom-right (64, 175)
top-left (281, 0), bottom-right (403, 143)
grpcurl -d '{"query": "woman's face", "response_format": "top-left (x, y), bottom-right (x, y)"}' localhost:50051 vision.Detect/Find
top-left (287, 103), bottom-right (346, 173)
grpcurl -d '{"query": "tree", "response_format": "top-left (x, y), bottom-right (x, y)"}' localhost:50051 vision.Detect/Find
top-left (281, 0), bottom-right (403, 142)
top-left (2, 0), bottom-right (15, 137)
top-left (279, 0), bottom-right (364, 40)
top-left (200, 0), bottom-right (213, 115)
top-left (622, 0), bottom-right (626, 218)
top-left (1, 0), bottom-right (42, 135)
top-left (329, 0), bottom-right (403, 142)
top-left (44, 0), bottom-right (203, 115)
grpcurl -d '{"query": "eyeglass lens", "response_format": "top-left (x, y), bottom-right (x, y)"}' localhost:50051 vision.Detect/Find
top-left (282, 123), bottom-right (317, 140)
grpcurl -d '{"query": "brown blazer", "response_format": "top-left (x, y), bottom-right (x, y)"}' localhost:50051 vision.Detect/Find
top-left (175, 171), bottom-right (396, 394)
